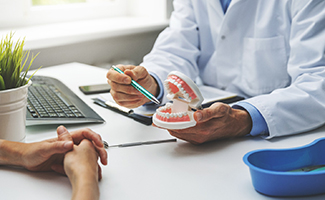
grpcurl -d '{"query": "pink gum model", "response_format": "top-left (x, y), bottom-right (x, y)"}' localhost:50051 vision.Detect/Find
top-left (153, 71), bottom-right (204, 130)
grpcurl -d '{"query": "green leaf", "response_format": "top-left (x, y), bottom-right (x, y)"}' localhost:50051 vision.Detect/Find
top-left (0, 75), bottom-right (5, 90)
top-left (0, 32), bottom-right (40, 90)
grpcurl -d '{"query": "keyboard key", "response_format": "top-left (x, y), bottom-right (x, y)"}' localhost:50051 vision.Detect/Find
top-left (26, 75), bottom-right (105, 126)
top-left (27, 83), bottom-right (84, 119)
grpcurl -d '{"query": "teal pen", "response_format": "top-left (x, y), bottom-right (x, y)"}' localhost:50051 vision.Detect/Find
top-left (111, 65), bottom-right (160, 105)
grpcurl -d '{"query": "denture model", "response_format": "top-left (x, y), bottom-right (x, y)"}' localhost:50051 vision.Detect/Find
top-left (153, 71), bottom-right (204, 129)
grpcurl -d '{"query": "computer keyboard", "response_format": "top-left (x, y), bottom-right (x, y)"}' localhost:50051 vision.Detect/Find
top-left (26, 75), bottom-right (105, 126)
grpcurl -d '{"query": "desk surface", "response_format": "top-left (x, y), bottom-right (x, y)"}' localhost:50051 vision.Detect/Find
top-left (1, 63), bottom-right (325, 200)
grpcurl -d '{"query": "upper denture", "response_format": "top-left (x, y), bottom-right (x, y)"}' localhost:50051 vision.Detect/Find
top-left (165, 75), bottom-right (197, 102)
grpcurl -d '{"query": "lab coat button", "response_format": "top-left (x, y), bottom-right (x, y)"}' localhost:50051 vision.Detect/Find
top-left (221, 35), bottom-right (226, 40)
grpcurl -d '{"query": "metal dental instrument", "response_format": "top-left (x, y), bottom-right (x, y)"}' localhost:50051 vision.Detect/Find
top-left (103, 138), bottom-right (177, 148)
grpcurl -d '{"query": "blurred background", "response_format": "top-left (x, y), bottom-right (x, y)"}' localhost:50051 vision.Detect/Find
top-left (0, 0), bottom-right (173, 69)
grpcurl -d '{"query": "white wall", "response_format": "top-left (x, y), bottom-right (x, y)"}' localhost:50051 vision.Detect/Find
top-left (29, 30), bottom-right (163, 69)
top-left (0, 0), bottom-right (173, 70)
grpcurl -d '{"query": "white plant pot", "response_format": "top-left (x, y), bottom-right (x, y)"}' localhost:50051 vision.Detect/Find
top-left (0, 80), bottom-right (31, 142)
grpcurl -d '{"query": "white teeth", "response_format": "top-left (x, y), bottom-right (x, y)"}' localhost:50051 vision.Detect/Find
top-left (158, 103), bottom-right (171, 113)
top-left (164, 82), bottom-right (171, 93)
top-left (157, 105), bottom-right (189, 119)
top-left (180, 87), bottom-right (185, 93)
top-left (164, 81), bottom-right (169, 88)
top-left (165, 77), bottom-right (193, 102)
top-left (157, 111), bottom-right (187, 119)
top-left (166, 103), bottom-right (172, 108)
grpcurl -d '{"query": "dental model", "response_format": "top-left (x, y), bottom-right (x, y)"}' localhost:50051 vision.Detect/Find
top-left (153, 71), bottom-right (204, 129)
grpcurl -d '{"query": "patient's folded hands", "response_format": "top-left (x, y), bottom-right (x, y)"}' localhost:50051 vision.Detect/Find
top-left (64, 139), bottom-right (100, 200)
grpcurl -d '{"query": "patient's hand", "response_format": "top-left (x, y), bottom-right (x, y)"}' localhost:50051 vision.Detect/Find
top-left (64, 139), bottom-right (100, 200)
top-left (21, 126), bottom-right (107, 173)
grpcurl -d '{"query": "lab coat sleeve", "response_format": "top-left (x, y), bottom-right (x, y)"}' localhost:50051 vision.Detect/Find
top-left (143, 72), bottom-right (164, 106)
top-left (140, 0), bottom-right (200, 104)
top-left (244, 0), bottom-right (325, 139)
top-left (233, 102), bottom-right (269, 137)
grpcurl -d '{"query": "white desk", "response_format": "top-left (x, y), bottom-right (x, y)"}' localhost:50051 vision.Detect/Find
top-left (1, 62), bottom-right (325, 200)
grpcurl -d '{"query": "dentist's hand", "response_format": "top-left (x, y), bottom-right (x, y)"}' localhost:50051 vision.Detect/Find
top-left (106, 65), bottom-right (159, 108)
top-left (165, 102), bottom-right (252, 144)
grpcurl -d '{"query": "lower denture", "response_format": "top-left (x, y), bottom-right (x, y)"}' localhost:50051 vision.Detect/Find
top-left (156, 107), bottom-right (190, 122)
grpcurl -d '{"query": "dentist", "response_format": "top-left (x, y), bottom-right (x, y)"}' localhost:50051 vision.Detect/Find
top-left (107, 0), bottom-right (325, 144)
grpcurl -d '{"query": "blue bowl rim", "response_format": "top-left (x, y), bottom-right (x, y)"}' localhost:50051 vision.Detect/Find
top-left (243, 137), bottom-right (325, 175)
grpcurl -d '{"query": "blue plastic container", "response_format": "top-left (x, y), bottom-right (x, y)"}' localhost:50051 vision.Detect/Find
top-left (243, 137), bottom-right (325, 196)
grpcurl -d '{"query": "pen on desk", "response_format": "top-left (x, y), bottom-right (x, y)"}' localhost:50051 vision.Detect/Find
top-left (111, 65), bottom-right (160, 105)
top-left (103, 138), bottom-right (177, 148)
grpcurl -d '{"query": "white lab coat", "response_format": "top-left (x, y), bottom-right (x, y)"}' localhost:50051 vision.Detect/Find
top-left (141, 0), bottom-right (325, 139)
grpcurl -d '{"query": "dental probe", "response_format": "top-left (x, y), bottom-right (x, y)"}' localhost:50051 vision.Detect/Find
top-left (103, 139), bottom-right (177, 148)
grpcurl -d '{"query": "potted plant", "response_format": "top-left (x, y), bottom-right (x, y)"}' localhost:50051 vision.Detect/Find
top-left (0, 32), bottom-right (39, 142)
